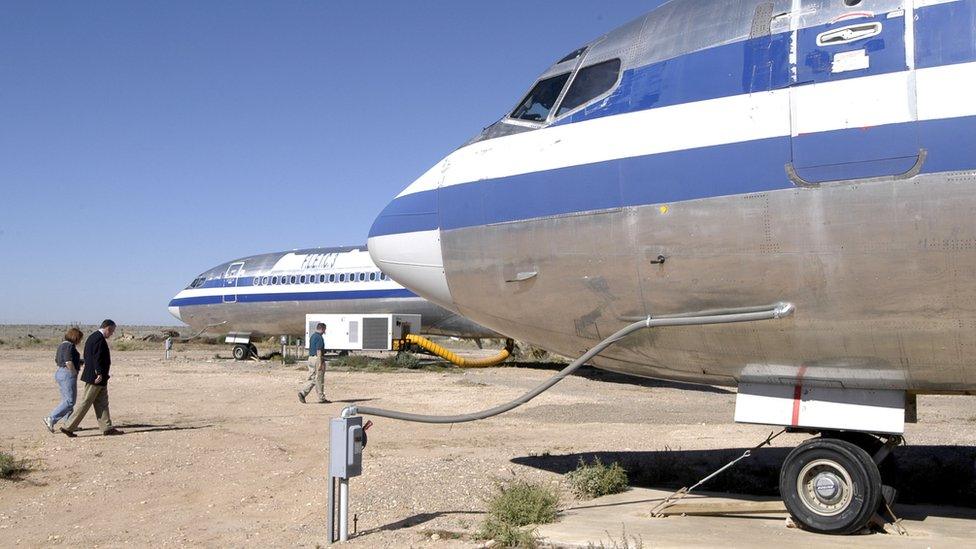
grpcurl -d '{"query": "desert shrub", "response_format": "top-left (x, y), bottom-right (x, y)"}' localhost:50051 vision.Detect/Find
top-left (330, 354), bottom-right (370, 369)
top-left (380, 352), bottom-right (421, 369)
top-left (479, 519), bottom-right (540, 548)
top-left (282, 355), bottom-right (298, 365)
top-left (114, 341), bottom-right (131, 352)
top-left (478, 479), bottom-right (558, 547)
top-left (567, 458), bottom-right (628, 499)
top-left (0, 451), bottom-right (33, 479)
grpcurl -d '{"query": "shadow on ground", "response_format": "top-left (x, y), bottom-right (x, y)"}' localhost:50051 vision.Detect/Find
top-left (356, 510), bottom-right (484, 537)
top-left (71, 423), bottom-right (212, 435)
top-left (508, 363), bottom-right (732, 394)
top-left (513, 445), bottom-right (976, 509)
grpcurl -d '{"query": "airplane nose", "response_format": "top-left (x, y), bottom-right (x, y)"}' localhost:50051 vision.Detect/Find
top-left (368, 186), bottom-right (456, 311)
top-left (168, 304), bottom-right (182, 322)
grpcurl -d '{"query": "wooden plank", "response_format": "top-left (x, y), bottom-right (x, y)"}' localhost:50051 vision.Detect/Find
top-left (656, 500), bottom-right (787, 516)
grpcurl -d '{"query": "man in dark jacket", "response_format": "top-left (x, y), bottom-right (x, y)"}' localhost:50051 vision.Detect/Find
top-left (61, 319), bottom-right (123, 437)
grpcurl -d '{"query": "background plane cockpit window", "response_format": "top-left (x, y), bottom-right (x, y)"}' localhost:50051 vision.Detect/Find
top-left (557, 59), bottom-right (621, 117)
top-left (188, 277), bottom-right (206, 289)
top-left (510, 72), bottom-right (571, 122)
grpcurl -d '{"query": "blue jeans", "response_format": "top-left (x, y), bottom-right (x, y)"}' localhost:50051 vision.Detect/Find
top-left (49, 367), bottom-right (77, 424)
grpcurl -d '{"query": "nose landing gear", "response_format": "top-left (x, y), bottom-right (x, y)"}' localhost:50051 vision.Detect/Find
top-left (780, 437), bottom-right (883, 534)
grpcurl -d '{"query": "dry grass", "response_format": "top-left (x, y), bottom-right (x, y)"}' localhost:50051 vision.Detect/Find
top-left (0, 451), bottom-right (34, 479)
top-left (586, 527), bottom-right (644, 549)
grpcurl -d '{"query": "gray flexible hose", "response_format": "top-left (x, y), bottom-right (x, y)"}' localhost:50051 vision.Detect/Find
top-left (342, 302), bottom-right (794, 424)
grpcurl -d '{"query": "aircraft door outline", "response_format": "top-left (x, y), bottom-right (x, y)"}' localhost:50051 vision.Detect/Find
top-left (223, 261), bottom-right (244, 303)
top-left (786, 0), bottom-right (921, 186)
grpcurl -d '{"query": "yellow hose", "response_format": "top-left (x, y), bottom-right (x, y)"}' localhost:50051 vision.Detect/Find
top-left (404, 334), bottom-right (513, 368)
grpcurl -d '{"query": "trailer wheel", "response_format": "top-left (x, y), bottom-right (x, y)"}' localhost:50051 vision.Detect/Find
top-left (780, 437), bottom-right (881, 534)
top-left (233, 344), bottom-right (249, 361)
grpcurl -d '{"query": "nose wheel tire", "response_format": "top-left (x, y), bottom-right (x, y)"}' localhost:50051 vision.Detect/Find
top-left (780, 438), bottom-right (882, 535)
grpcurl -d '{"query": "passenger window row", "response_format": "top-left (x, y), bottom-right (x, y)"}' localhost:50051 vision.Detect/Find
top-left (251, 271), bottom-right (390, 287)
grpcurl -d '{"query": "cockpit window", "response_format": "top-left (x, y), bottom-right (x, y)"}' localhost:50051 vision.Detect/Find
top-left (510, 72), bottom-right (571, 122)
top-left (558, 46), bottom-right (587, 64)
top-left (556, 59), bottom-right (621, 117)
top-left (188, 277), bottom-right (206, 289)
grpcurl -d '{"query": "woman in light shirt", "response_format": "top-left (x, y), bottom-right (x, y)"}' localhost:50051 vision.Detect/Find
top-left (43, 327), bottom-right (84, 432)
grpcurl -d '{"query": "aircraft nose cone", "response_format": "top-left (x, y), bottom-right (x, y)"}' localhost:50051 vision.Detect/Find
top-left (368, 190), bottom-right (456, 312)
top-left (168, 304), bottom-right (182, 322)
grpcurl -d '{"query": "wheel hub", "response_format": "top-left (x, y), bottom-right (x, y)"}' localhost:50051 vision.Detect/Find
top-left (812, 472), bottom-right (842, 503)
top-left (797, 459), bottom-right (854, 516)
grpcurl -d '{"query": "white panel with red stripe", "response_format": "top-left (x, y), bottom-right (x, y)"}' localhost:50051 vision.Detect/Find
top-left (734, 383), bottom-right (907, 435)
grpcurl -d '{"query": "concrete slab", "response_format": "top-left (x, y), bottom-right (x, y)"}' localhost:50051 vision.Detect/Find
top-left (537, 487), bottom-right (976, 548)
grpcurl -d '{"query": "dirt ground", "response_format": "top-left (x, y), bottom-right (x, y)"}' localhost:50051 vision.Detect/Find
top-left (1, 347), bottom-right (975, 548)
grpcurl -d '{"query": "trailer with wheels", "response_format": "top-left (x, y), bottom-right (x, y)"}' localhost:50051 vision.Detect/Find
top-left (225, 332), bottom-right (258, 361)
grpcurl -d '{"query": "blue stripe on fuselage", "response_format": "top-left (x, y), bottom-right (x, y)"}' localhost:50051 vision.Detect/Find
top-left (368, 115), bottom-right (976, 237)
top-left (916, 0), bottom-right (976, 69)
top-left (366, 0), bottom-right (976, 238)
top-left (170, 288), bottom-right (418, 308)
top-left (559, 10), bottom-right (922, 126)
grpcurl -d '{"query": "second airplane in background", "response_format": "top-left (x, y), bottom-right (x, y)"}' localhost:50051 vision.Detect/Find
top-left (169, 246), bottom-right (499, 359)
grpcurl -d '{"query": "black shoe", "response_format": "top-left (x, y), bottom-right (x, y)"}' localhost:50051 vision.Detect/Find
top-left (297, 392), bottom-right (306, 403)
top-left (60, 427), bottom-right (77, 438)
top-left (103, 428), bottom-right (124, 436)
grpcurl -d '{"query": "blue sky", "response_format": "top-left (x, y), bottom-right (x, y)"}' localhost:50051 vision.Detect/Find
top-left (0, 1), bottom-right (660, 325)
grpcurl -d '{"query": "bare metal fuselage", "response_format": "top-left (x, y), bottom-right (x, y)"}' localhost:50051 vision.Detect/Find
top-left (440, 172), bottom-right (976, 392)
top-left (368, 0), bottom-right (976, 393)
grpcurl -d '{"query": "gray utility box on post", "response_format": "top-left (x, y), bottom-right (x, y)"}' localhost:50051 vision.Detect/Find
top-left (329, 416), bottom-right (364, 479)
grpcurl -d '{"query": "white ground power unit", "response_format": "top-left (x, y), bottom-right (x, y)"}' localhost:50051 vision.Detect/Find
top-left (304, 313), bottom-right (421, 352)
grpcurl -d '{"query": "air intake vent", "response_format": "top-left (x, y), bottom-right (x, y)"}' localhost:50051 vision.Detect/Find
top-left (362, 317), bottom-right (390, 350)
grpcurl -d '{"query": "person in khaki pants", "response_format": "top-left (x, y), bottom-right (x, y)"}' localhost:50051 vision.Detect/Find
top-left (298, 323), bottom-right (329, 403)
top-left (61, 320), bottom-right (124, 437)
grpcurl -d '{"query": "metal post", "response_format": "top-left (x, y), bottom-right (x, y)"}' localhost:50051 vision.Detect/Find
top-left (339, 478), bottom-right (349, 541)
top-left (327, 476), bottom-right (336, 544)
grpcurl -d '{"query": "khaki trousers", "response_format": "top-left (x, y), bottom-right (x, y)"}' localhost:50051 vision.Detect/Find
top-left (299, 357), bottom-right (326, 401)
top-left (63, 383), bottom-right (113, 433)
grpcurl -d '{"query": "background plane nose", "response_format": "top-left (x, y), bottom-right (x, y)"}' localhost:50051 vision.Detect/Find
top-left (368, 192), bottom-right (456, 312)
top-left (168, 304), bottom-right (182, 322)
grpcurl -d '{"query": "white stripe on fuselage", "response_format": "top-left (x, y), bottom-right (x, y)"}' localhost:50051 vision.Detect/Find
top-left (398, 61), bottom-right (976, 198)
top-left (174, 279), bottom-right (404, 300)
